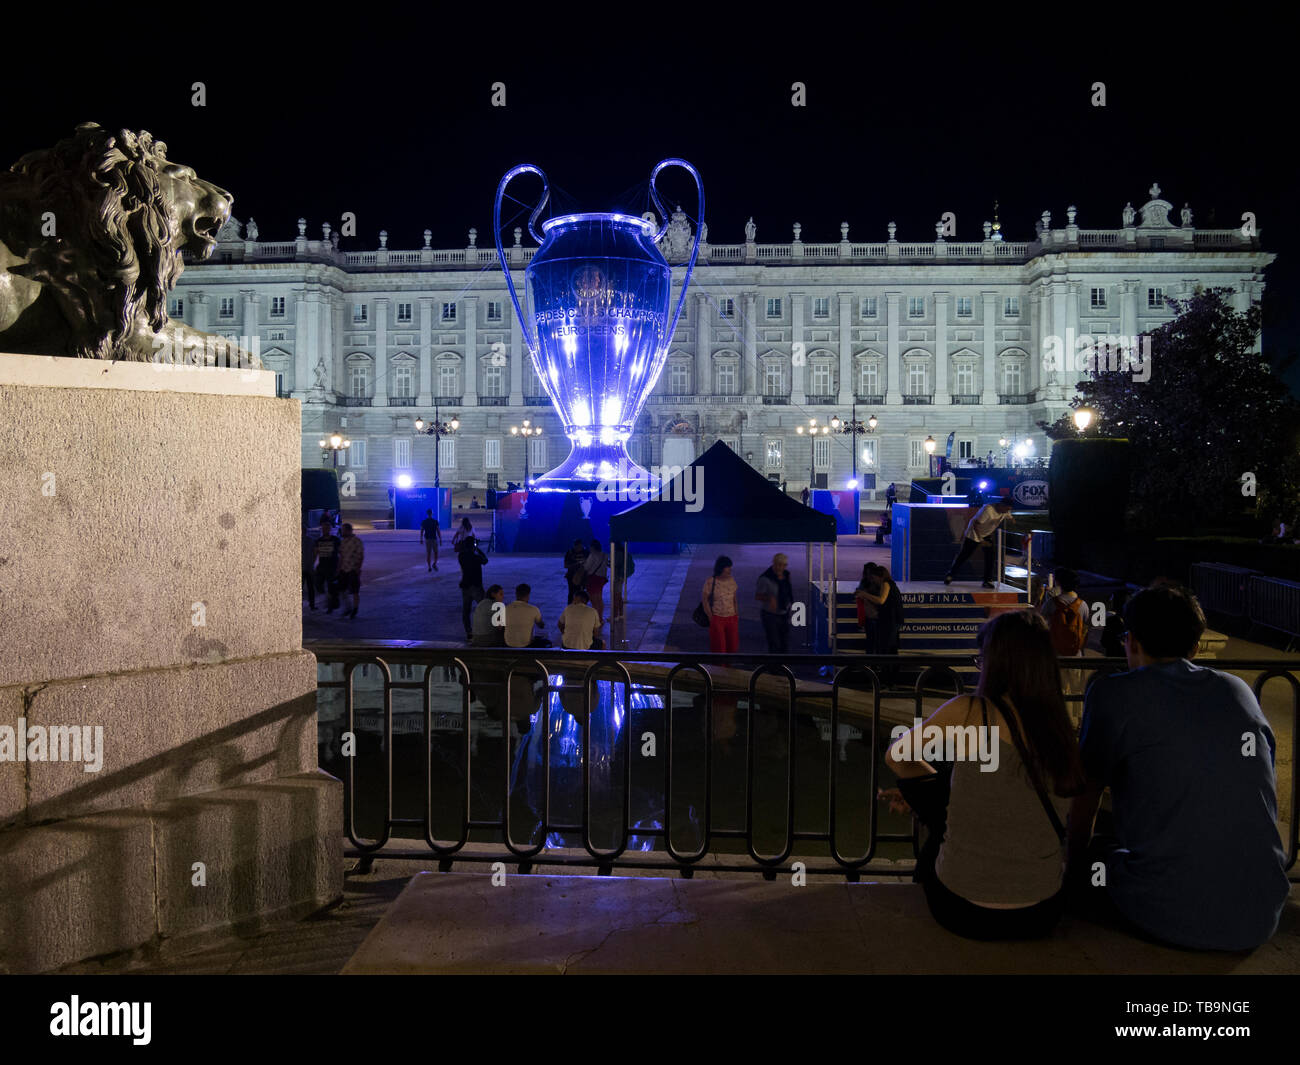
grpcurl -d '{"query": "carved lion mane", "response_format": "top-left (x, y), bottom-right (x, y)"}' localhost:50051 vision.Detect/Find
top-left (0, 122), bottom-right (233, 360)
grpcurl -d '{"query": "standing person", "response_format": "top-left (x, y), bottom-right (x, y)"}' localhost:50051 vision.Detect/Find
top-left (885, 610), bottom-right (1085, 940)
top-left (611, 544), bottom-right (635, 622)
top-left (1068, 585), bottom-right (1290, 950)
top-left (563, 538), bottom-right (588, 604)
top-left (801, 486), bottom-right (811, 507)
top-left (701, 555), bottom-right (739, 654)
top-left (858, 563), bottom-right (905, 682)
top-left (420, 508), bottom-right (441, 571)
top-left (452, 516), bottom-right (473, 550)
top-left (855, 563), bottom-right (881, 654)
top-left (470, 584), bottom-right (506, 647)
top-left (885, 482), bottom-right (897, 511)
top-left (314, 516), bottom-right (341, 613)
top-left (1100, 589), bottom-right (1129, 658)
top-left (942, 497), bottom-right (1017, 589)
top-left (558, 588), bottom-right (601, 650)
top-left (302, 526), bottom-right (319, 611)
top-left (583, 539), bottom-right (609, 622)
top-left (755, 552), bottom-right (795, 653)
top-left (457, 534), bottom-right (489, 639)
top-left (336, 523), bottom-right (365, 619)
top-left (505, 583), bottom-right (550, 648)
top-left (1039, 567), bottom-right (1089, 704)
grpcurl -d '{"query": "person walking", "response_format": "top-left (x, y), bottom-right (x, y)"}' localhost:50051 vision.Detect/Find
top-left (611, 544), bottom-right (635, 622)
top-left (314, 516), bottom-right (342, 613)
top-left (452, 516), bottom-right (474, 550)
top-left (336, 523), bottom-right (365, 619)
top-left (701, 555), bottom-right (740, 654)
top-left (302, 526), bottom-right (319, 611)
top-left (420, 508), bottom-right (441, 571)
top-left (855, 563), bottom-right (881, 654)
top-left (755, 552), bottom-right (794, 652)
top-left (457, 534), bottom-right (489, 639)
top-left (943, 497), bottom-right (1018, 589)
top-left (1039, 567), bottom-right (1089, 706)
top-left (885, 482), bottom-right (897, 512)
top-left (563, 538), bottom-right (588, 604)
top-left (583, 539), bottom-right (609, 622)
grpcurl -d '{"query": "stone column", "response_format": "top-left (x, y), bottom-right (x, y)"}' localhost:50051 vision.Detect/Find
top-left (981, 291), bottom-right (998, 401)
top-left (743, 292), bottom-right (757, 395)
top-left (373, 297), bottom-right (389, 407)
top-left (885, 292), bottom-right (901, 404)
top-left (1051, 282), bottom-right (1069, 392)
top-left (302, 291), bottom-right (320, 400)
top-left (1065, 283), bottom-right (1080, 372)
top-left (837, 291), bottom-right (853, 404)
top-left (1029, 285), bottom-right (1042, 396)
top-left (418, 297), bottom-right (434, 405)
top-left (463, 297), bottom-right (477, 405)
top-left (696, 294), bottom-right (711, 396)
top-left (318, 292), bottom-right (334, 395)
top-left (191, 292), bottom-right (209, 334)
top-left (934, 292), bottom-right (949, 401)
top-left (509, 303), bottom-right (524, 405)
top-left (791, 292), bottom-right (806, 403)
top-left (1122, 280), bottom-right (1139, 340)
top-left (240, 289), bottom-right (258, 344)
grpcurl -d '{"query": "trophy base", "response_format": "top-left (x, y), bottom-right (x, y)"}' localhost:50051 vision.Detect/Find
top-left (530, 442), bottom-right (660, 496)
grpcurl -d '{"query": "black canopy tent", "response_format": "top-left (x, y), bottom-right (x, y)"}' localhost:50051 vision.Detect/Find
top-left (608, 441), bottom-right (841, 645)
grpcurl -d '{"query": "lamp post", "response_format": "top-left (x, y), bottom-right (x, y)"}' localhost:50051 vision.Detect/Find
top-left (796, 416), bottom-right (832, 488)
top-left (510, 419), bottom-right (543, 486)
top-left (319, 431), bottom-right (350, 468)
top-left (830, 403), bottom-right (876, 487)
top-left (924, 434), bottom-right (937, 477)
top-left (1073, 406), bottom-right (1095, 433)
top-left (413, 400), bottom-right (460, 509)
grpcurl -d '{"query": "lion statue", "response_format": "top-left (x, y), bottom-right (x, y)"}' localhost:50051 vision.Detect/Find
top-left (0, 122), bottom-right (256, 365)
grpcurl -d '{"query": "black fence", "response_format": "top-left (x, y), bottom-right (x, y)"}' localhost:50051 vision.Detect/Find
top-left (307, 646), bottom-right (1300, 880)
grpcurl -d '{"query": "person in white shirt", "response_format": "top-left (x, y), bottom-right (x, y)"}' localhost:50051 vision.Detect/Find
top-left (943, 498), bottom-right (1017, 588)
top-left (558, 588), bottom-right (601, 650)
top-left (504, 583), bottom-right (550, 648)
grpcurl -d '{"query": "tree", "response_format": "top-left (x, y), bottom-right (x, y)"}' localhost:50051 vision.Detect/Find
top-left (1039, 288), bottom-right (1300, 534)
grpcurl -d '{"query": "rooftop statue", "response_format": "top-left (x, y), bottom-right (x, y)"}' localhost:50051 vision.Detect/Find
top-left (0, 122), bottom-right (255, 364)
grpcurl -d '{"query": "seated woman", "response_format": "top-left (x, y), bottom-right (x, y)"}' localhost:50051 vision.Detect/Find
top-left (883, 609), bottom-right (1085, 940)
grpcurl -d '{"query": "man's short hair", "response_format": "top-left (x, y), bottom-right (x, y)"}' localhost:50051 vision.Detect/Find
top-left (1053, 567), bottom-right (1079, 594)
top-left (571, 588), bottom-right (589, 603)
top-left (1124, 584), bottom-right (1206, 659)
top-left (341, 523), bottom-right (353, 534)
top-left (486, 584), bottom-right (503, 598)
top-left (516, 583), bottom-right (531, 598)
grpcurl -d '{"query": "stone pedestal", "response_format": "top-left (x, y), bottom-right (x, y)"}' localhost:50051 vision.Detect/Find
top-left (0, 354), bottom-right (341, 973)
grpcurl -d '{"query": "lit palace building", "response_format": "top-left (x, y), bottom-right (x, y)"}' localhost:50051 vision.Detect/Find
top-left (174, 185), bottom-right (1270, 496)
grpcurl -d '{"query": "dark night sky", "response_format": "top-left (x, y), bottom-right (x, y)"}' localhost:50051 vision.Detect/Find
top-left (7, 9), bottom-right (1298, 391)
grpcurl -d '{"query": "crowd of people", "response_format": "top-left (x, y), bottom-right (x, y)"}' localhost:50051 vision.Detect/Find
top-left (883, 582), bottom-right (1290, 950)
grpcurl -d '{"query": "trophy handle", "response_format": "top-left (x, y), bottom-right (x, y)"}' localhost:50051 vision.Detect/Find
top-left (649, 158), bottom-right (705, 348)
top-left (494, 164), bottom-right (550, 353)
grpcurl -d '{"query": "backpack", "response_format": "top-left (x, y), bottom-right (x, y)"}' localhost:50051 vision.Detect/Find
top-left (1049, 596), bottom-right (1088, 656)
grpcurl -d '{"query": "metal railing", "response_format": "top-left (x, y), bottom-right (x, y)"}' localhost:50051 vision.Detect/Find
top-left (309, 645), bottom-right (1299, 880)
top-left (1247, 576), bottom-right (1300, 648)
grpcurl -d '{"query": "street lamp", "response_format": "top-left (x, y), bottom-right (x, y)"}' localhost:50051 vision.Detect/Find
top-left (510, 419), bottom-right (543, 486)
top-left (1073, 406), bottom-right (1095, 433)
top-left (831, 403), bottom-right (875, 487)
top-left (319, 431), bottom-right (350, 468)
top-left (413, 400), bottom-right (460, 513)
top-left (796, 416), bottom-right (831, 487)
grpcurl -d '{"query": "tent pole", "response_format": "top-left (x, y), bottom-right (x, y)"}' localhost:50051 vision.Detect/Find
top-left (806, 542), bottom-right (813, 647)
top-left (832, 540), bottom-right (838, 653)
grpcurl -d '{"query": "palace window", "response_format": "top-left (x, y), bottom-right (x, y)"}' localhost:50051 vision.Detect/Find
top-left (765, 439), bottom-right (783, 468)
top-left (481, 363), bottom-right (504, 397)
top-left (1004, 296), bottom-right (1020, 317)
top-left (350, 364), bottom-right (369, 397)
top-left (353, 303), bottom-right (368, 323)
top-left (909, 439), bottom-right (927, 468)
top-left (485, 439), bottom-right (501, 470)
top-left (908, 297), bottom-right (924, 318)
top-left (487, 301), bottom-right (503, 322)
top-left (763, 362), bottom-right (785, 395)
top-left (813, 436), bottom-right (831, 469)
top-left (1148, 287), bottom-right (1165, 309)
top-left (861, 438), bottom-right (877, 468)
top-left (907, 362), bottom-right (929, 394)
top-left (953, 362), bottom-right (976, 395)
top-left (350, 440), bottom-right (367, 466)
top-left (810, 361), bottom-right (833, 395)
top-left (439, 438), bottom-right (456, 469)
top-left (219, 297), bottom-right (235, 318)
top-left (766, 297), bottom-right (782, 318)
top-left (861, 297), bottom-right (878, 318)
top-left (397, 302), bottom-right (412, 323)
top-left (438, 363), bottom-right (458, 397)
top-left (715, 361), bottom-right (738, 395)
top-left (441, 302), bottom-right (457, 322)
top-left (1003, 360), bottom-right (1023, 394)
top-left (719, 298), bottom-right (734, 319)
top-left (394, 438), bottom-right (410, 468)
top-left (669, 362), bottom-right (691, 394)
top-left (1090, 287), bottom-right (1107, 309)
top-left (813, 297), bottom-right (830, 318)
top-left (956, 296), bottom-right (972, 317)
top-left (392, 363), bottom-right (413, 398)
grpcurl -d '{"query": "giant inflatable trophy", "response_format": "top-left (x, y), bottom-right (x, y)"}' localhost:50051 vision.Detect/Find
top-left (494, 159), bottom-right (704, 490)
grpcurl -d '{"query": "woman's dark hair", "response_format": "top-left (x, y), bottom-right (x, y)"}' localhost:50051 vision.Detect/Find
top-left (976, 610), bottom-right (1085, 796)
top-left (1123, 584), bottom-right (1205, 659)
top-left (591, 540), bottom-right (602, 552)
top-left (460, 517), bottom-right (472, 530)
top-left (713, 555), bottom-right (733, 576)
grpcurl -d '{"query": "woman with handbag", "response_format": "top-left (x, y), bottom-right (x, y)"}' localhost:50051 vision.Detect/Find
top-left (699, 555), bottom-right (739, 654)
top-left (883, 609), bottom-right (1085, 940)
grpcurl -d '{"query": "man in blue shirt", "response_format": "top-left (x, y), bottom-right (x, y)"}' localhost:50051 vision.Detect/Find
top-left (1068, 584), bottom-right (1291, 951)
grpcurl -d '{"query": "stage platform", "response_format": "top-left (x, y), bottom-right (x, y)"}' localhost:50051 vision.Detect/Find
top-left (813, 579), bottom-right (1029, 655)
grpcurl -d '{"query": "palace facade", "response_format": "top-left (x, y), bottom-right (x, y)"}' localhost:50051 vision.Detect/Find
top-left (174, 184), bottom-right (1271, 495)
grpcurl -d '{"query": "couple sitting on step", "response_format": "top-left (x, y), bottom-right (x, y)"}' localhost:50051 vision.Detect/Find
top-left (881, 584), bottom-right (1290, 950)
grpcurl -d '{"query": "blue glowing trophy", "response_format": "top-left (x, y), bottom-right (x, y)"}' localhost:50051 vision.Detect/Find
top-left (494, 159), bottom-right (704, 490)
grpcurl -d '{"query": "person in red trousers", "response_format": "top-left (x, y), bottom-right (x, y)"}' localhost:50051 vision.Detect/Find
top-left (702, 555), bottom-right (739, 653)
